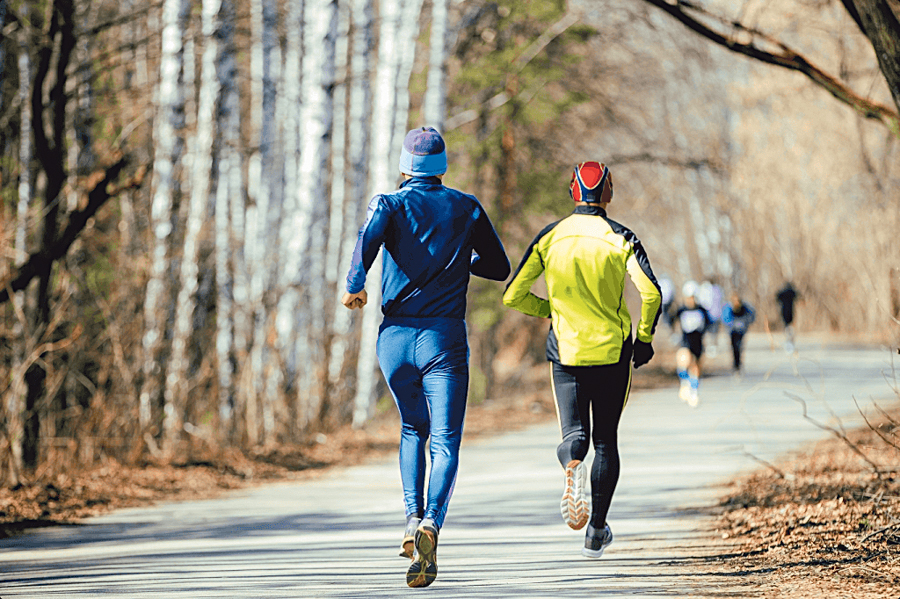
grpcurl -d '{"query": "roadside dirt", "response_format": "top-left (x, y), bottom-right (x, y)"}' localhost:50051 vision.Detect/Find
top-left (709, 402), bottom-right (900, 598)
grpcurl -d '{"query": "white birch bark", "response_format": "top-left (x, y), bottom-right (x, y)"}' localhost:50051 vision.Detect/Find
top-left (165, 0), bottom-right (224, 451)
top-left (272, 0), bottom-right (303, 416)
top-left (294, 0), bottom-right (338, 427)
top-left (8, 41), bottom-right (31, 480)
top-left (392, 0), bottom-right (426, 168)
top-left (423, 0), bottom-right (449, 131)
top-left (244, 0), bottom-right (279, 445)
top-left (352, 0), bottom-right (404, 428)
top-left (318, 0), bottom-right (350, 419)
top-left (325, 1), bottom-right (350, 291)
top-left (328, 0), bottom-right (373, 398)
top-left (214, 0), bottom-right (241, 436)
top-left (141, 0), bottom-right (189, 434)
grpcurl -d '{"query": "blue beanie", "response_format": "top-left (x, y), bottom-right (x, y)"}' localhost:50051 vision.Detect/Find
top-left (399, 127), bottom-right (447, 176)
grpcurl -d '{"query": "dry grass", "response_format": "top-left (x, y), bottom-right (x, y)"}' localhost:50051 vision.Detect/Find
top-left (712, 403), bottom-right (900, 598)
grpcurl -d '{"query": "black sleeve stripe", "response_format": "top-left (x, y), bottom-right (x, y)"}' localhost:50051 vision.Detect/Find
top-left (603, 215), bottom-right (663, 335)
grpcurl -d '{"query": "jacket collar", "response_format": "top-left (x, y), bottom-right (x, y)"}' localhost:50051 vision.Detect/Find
top-left (400, 176), bottom-right (444, 189)
top-left (573, 203), bottom-right (607, 217)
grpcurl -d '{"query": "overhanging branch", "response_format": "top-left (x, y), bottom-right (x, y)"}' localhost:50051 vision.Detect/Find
top-left (642, 0), bottom-right (900, 137)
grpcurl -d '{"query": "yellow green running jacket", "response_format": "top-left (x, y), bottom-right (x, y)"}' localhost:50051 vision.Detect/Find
top-left (502, 204), bottom-right (662, 366)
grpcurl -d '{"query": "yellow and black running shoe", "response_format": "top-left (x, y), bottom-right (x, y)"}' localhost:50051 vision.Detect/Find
top-left (406, 520), bottom-right (438, 587)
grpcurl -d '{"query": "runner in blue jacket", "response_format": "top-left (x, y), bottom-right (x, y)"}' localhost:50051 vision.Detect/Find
top-left (343, 127), bottom-right (510, 588)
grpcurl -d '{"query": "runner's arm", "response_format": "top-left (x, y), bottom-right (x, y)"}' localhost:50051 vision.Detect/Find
top-left (625, 241), bottom-right (662, 343)
top-left (502, 233), bottom-right (551, 318)
top-left (346, 195), bottom-right (392, 293)
top-left (470, 208), bottom-right (511, 281)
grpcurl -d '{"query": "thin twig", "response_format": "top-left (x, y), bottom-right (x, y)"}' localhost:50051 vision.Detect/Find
top-left (785, 391), bottom-right (883, 473)
top-left (853, 396), bottom-right (900, 452)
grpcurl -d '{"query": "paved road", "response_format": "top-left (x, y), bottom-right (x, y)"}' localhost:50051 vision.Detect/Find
top-left (0, 334), bottom-right (895, 598)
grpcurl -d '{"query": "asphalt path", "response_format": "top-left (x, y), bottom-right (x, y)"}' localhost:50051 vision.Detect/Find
top-left (0, 333), bottom-right (896, 598)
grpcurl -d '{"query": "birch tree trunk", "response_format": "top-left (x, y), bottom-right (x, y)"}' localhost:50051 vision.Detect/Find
top-left (353, 0), bottom-right (403, 428)
top-left (391, 0), bottom-right (426, 167)
top-left (270, 0), bottom-right (303, 435)
top-left (141, 0), bottom-right (190, 441)
top-left (423, 0), bottom-right (449, 130)
top-left (165, 0), bottom-right (224, 453)
top-left (329, 0), bottom-right (373, 417)
top-left (321, 0), bottom-right (351, 424)
top-left (244, 0), bottom-right (278, 446)
top-left (7, 38), bottom-right (32, 482)
top-left (214, 0), bottom-right (240, 441)
top-left (294, 0), bottom-right (337, 428)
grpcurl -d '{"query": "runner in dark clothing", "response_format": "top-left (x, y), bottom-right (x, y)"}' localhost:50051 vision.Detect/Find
top-left (775, 282), bottom-right (798, 352)
top-left (675, 281), bottom-right (711, 407)
top-left (343, 127), bottom-right (510, 588)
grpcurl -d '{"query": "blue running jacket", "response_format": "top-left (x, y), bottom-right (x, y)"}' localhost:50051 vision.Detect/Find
top-left (346, 176), bottom-right (510, 318)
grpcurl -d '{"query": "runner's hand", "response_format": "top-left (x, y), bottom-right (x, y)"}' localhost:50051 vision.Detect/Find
top-left (632, 340), bottom-right (654, 368)
top-left (342, 290), bottom-right (368, 310)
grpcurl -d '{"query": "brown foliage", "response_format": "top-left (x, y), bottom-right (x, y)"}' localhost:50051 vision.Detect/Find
top-left (714, 404), bottom-right (900, 597)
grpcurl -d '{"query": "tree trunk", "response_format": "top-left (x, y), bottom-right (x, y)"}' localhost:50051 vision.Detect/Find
top-left (244, 0), bottom-right (279, 446)
top-left (165, 0), bottom-right (224, 454)
top-left (351, 0), bottom-right (425, 427)
top-left (24, 0), bottom-right (77, 471)
top-left (141, 0), bottom-right (190, 439)
top-left (214, 0), bottom-right (240, 443)
top-left (842, 0), bottom-right (900, 115)
top-left (329, 0), bottom-right (373, 423)
top-left (294, 0), bottom-right (337, 429)
top-left (8, 35), bottom-right (32, 483)
top-left (321, 0), bottom-right (351, 426)
top-left (423, 0), bottom-right (449, 130)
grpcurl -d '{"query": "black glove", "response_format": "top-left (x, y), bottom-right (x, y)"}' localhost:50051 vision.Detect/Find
top-left (632, 339), bottom-right (654, 369)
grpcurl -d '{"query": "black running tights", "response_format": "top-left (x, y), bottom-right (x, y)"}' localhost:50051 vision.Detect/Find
top-left (551, 338), bottom-right (632, 529)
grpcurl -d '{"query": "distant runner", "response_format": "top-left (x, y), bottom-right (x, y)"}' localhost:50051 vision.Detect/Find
top-left (775, 282), bottom-right (798, 352)
top-left (675, 281), bottom-right (711, 407)
top-left (722, 291), bottom-right (755, 376)
top-left (502, 161), bottom-right (661, 559)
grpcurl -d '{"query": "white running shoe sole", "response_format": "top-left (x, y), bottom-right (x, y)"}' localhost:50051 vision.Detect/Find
top-left (561, 460), bottom-right (589, 530)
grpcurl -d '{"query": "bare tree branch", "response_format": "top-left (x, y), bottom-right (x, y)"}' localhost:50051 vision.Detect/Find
top-left (853, 396), bottom-right (900, 452)
top-left (785, 390), bottom-right (883, 473)
top-left (641, 0), bottom-right (900, 137)
top-left (0, 158), bottom-right (143, 305)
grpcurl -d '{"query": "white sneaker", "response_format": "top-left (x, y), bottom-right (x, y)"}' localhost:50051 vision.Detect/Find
top-left (678, 381), bottom-right (691, 402)
top-left (687, 387), bottom-right (699, 408)
top-left (561, 460), bottom-right (589, 530)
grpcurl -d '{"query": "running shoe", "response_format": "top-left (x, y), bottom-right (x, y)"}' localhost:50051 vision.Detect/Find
top-left (399, 516), bottom-right (420, 558)
top-left (678, 380), bottom-right (691, 402)
top-left (406, 519), bottom-right (438, 588)
top-left (582, 523), bottom-right (613, 559)
top-left (687, 387), bottom-right (699, 408)
top-left (561, 459), bottom-right (589, 530)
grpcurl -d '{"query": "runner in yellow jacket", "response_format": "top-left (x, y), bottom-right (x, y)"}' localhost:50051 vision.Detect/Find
top-left (502, 161), bottom-right (661, 558)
